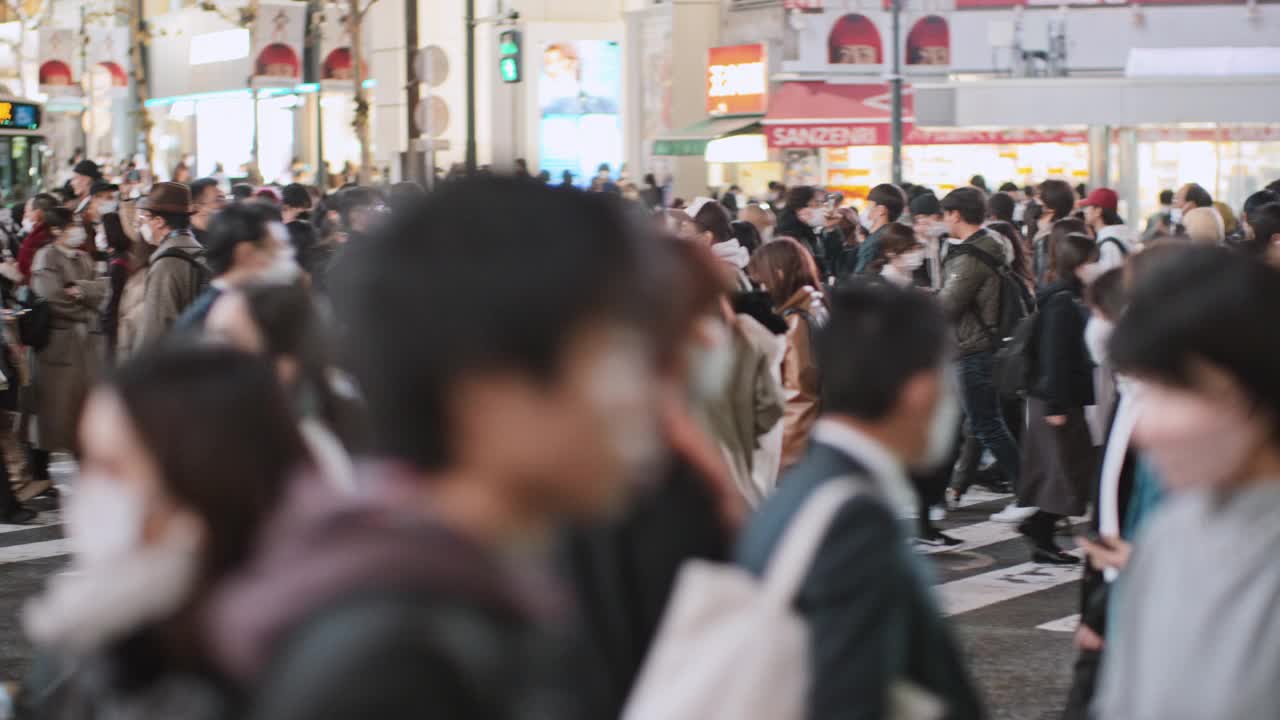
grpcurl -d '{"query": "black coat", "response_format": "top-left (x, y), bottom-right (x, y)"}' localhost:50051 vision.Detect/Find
top-left (1032, 279), bottom-right (1094, 415)
top-left (775, 209), bottom-right (827, 276)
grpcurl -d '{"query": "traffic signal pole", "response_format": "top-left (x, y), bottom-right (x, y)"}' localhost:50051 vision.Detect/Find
top-left (465, 0), bottom-right (477, 174)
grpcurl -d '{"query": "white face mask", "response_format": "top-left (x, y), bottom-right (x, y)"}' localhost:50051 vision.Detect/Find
top-left (895, 249), bottom-right (925, 272)
top-left (1084, 315), bottom-right (1113, 366)
top-left (1169, 207), bottom-right (1183, 225)
top-left (1134, 382), bottom-right (1265, 492)
top-left (63, 228), bottom-right (87, 249)
top-left (21, 218), bottom-right (34, 234)
top-left (587, 331), bottom-right (662, 482)
top-left (801, 207), bottom-right (825, 230)
top-left (66, 476), bottom-right (146, 566)
top-left (918, 372), bottom-right (961, 470)
top-left (139, 221), bottom-right (156, 245)
top-left (688, 318), bottom-right (735, 404)
top-left (860, 206), bottom-right (878, 232)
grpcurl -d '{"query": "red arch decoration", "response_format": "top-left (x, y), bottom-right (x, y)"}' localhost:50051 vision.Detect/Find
top-left (907, 15), bottom-right (950, 66)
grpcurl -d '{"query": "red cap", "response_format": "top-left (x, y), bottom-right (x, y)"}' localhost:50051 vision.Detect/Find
top-left (828, 14), bottom-right (883, 63)
top-left (1080, 188), bottom-right (1118, 211)
top-left (908, 16), bottom-right (949, 48)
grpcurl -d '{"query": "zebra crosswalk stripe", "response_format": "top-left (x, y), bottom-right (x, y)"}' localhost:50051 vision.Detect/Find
top-left (935, 549), bottom-right (1085, 617)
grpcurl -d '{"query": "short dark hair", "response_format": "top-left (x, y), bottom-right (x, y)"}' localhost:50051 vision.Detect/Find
top-left (1245, 202), bottom-right (1280, 257)
top-left (231, 184), bottom-right (255, 201)
top-left (868, 183), bottom-right (907, 222)
top-left (693, 200), bottom-right (733, 244)
top-left (1053, 231), bottom-right (1098, 282)
top-left (1184, 183), bottom-right (1213, 208)
top-left (205, 202), bottom-right (274, 276)
top-left (332, 176), bottom-right (651, 471)
top-left (43, 206), bottom-right (73, 230)
top-left (940, 186), bottom-right (987, 226)
top-left (154, 210), bottom-right (191, 231)
top-left (1243, 190), bottom-right (1278, 223)
top-left (784, 185), bottom-right (818, 212)
top-left (1159, 189), bottom-right (1174, 206)
top-left (1111, 247), bottom-right (1280, 439)
top-left (1039, 180), bottom-right (1076, 222)
top-left (281, 183), bottom-right (311, 210)
top-left (878, 222), bottom-right (919, 258)
top-left (988, 192), bottom-right (1015, 223)
top-left (969, 175), bottom-right (988, 191)
top-left (998, 182), bottom-right (1019, 193)
top-left (1085, 267), bottom-right (1127, 321)
top-left (190, 177), bottom-right (220, 203)
top-left (730, 220), bottom-right (762, 255)
top-left (388, 181), bottom-right (426, 216)
top-left (337, 186), bottom-right (383, 226)
top-left (109, 345), bottom-right (308, 584)
top-left (1047, 217), bottom-right (1090, 281)
top-left (818, 281), bottom-right (948, 421)
top-left (31, 193), bottom-right (59, 215)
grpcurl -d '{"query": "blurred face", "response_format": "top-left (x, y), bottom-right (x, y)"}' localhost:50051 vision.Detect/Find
top-left (24, 200), bottom-right (40, 225)
top-left (70, 173), bottom-right (92, 197)
top-left (193, 186), bottom-right (225, 222)
top-left (231, 222), bottom-right (296, 282)
top-left (943, 209), bottom-right (965, 238)
top-left (1132, 363), bottom-right (1274, 491)
top-left (459, 324), bottom-right (661, 522)
top-left (76, 390), bottom-right (203, 557)
top-left (139, 211), bottom-right (166, 245)
top-left (1083, 205), bottom-right (1103, 228)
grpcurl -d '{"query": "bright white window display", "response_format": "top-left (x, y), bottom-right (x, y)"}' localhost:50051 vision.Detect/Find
top-left (321, 94), bottom-right (363, 177)
top-left (257, 94), bottom-right (297, 185)
top-left (195, 93), bottom-right (254, 179)
top-left (1135, 130), bottom-right (1280, 222)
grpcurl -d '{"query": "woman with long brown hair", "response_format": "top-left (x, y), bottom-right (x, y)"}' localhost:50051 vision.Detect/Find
top-left (748, 237), bottom-right (827, 468)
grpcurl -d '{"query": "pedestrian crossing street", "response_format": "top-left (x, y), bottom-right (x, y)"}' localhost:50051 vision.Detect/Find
top-left (0, 487), bottom-right (1084, 639)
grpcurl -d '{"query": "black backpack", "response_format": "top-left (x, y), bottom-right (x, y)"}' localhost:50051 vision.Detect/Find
top-left (152, 248), bottom-right (212, 306)
top-left (946, 242), bottom-right (1036, 397)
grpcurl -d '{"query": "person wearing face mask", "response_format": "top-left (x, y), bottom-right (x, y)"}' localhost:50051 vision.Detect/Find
top-left (1032, 180), bottom-right (1077, 287)
top-left (774, 186), bottom-right (828, 276)
top-left (1015, 232), bottom-right (1099, 564)
top-left (173, 203), bottom-right (300, 334)
top-left (1079, 188), bottom-right (1134, 272)
top-left (852, 183), bottom-right (907, 275)
top-left (189, 178), bottom-right (225, 248)
top-left (736, 283), bottom-right (982, 720)
top-left (910, 192), bottom-right (947, 289)
top-left (204, 284), bottom-right (367, 492)
top-left (681, 198), bottom-right (753, 290)
top-left (739, 203), bottom-right (776, 246)
top-left (17, 193), bottom-right (60, 282)
top-left (748, 238), bottom-right (827, 470)
top-left (1092, 247), bottom-right (1280, 720)
top-left (205, 176), bottom-right (665, 720)
top-left (133, 183), bottom-right (209, 350)
top-left (870, 223), bottom-right (927, 288)
top-left (18, 346), bottom-right (311, 719)
top-left (29, 207), bottom-right (108, 463)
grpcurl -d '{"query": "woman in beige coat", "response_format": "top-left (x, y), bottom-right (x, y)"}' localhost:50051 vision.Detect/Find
top-left (748, 237), bottom-right (827, 470)
top-left (31, 208), bottom-right (107, 453)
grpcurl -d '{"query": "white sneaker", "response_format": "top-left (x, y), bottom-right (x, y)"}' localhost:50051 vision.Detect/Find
top-left (929, 505), bottom-right (946, 522)
top-left (990, 503), bottom-right (1038, 523)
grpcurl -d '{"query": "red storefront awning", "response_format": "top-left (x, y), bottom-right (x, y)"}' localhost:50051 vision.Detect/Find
top-left (764, 81), bottom-right (1088, 148)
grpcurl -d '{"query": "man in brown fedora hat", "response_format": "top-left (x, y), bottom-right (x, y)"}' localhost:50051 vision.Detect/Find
top-left (132, 182), bottom-right (210, 351)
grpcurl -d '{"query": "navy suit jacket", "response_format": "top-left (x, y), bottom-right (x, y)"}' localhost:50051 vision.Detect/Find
top-left (736, 441), bottom-right (985, 720)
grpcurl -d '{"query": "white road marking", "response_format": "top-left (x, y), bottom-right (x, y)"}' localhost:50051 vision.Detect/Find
top-left (954, 489), bottom-right (1012, 508)
top-left (916, 520), bottom-right (1022, 555)
top-left (937, 549), bottom-right (1085, 617)
top-left (1036, 614), bottom-right (1080, 633)
top-left (0, 539), bottom-right (70, 566)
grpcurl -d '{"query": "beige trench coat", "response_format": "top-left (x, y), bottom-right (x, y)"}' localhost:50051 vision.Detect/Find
top-left (31, 244), bottom-right (107, 451)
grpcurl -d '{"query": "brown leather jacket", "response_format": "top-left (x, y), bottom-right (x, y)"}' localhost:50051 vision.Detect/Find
top-left (778, 288), bottom-right (822, 468)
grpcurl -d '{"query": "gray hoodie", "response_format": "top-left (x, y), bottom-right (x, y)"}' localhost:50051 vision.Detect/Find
top-left (1095, 483), bottom-right (1280, 719)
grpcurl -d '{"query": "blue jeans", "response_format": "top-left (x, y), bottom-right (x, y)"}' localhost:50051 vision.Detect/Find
top-left (955, 351), bottom-right (1021, 491)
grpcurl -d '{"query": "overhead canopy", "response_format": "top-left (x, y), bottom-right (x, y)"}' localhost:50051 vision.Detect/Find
top-left (765, 81), bottom-right (1090, 147)
top-left (653, 115), bottom-right (762, 156)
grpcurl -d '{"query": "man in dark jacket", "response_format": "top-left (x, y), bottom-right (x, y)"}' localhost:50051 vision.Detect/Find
top-left (737, 282), bottom-right (984, 720)
top-left (937, 187), bottom-right (1021, 499)
top-left (207, 176), bottom-right (663, 720)
top-left (853, 183), bottom-right (908, 274)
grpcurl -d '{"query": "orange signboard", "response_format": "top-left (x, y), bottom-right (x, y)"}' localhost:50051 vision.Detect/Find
top-left (707, 44), bottom-right (767, 116)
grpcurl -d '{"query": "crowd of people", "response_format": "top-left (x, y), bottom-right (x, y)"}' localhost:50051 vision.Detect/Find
top-left (0, 159), bottom-right (1276, 719)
